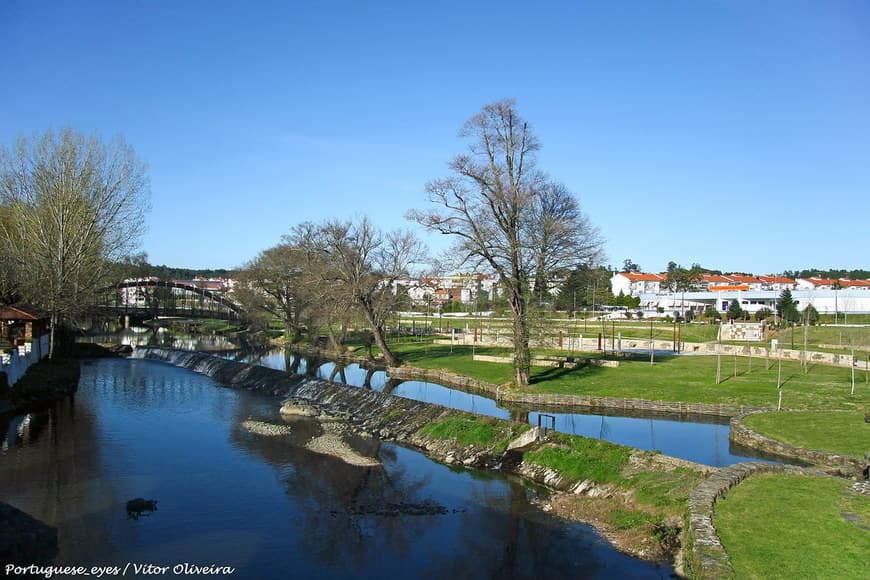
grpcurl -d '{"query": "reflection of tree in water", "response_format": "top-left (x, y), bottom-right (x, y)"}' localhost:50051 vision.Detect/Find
top-left (429, 474), bottom-right (616, 579)
top-left (0, 390), bottom-right (128, 565)
top-left (228, 405), bottom-right (438, 571)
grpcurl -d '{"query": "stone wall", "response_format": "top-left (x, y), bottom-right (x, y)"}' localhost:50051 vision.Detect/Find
top-left (387, 365), bottom-right (766, 419)
top-left (687, 463), bottom-right (828, 579)
top-left (729, 411), bottom-right (865, 476)
top-left (1, 335), bottom-right (50, 388)
top-left (718, 323), bottom-right (764, 342)
top-left (471, 354), bottom-right (619, 368)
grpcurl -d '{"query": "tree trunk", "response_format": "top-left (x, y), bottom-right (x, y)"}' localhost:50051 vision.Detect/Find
top-left (509, 290), bottom-right (531, 386)
top-left (359, 303), bottom-right (400, 367)
top-left (48, 312), bottom-right (57, 360)
top-left (371, 325), bottom-right (399, 367)
top-left (326, 324), bottom-right (342, 353)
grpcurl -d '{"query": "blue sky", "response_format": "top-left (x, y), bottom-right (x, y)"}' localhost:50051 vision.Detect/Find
top-left (1, 0), bottom-right (868, 274)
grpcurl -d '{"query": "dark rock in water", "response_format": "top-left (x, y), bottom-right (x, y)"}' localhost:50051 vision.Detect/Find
top-left (346, 501), bottom-right (449, 517)
top-left (73, 343), bottom-right (131, 358)
top-left (126, 498), bottom-right (158, 519)
top-left (109, 344), bottom-right (134, 356)
top-left (0, 500), bottom-right (58, 565)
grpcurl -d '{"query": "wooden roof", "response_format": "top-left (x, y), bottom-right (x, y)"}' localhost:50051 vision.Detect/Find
top-left (0, 304), bottom-right (49, 321)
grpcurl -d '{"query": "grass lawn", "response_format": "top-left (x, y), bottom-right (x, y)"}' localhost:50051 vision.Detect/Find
top-left (742, 411), bottom-right (870, 457)
top-left (380, 341), bottom-right (869, 410)
top-left (768, 325), bottom-right (870, 356)
top-left (715, 474), bottom-right (870, 579)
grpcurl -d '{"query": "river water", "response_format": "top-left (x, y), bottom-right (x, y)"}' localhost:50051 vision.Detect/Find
top-left (0, 358), bottom-right (672, 578)
top-left (244, 350), bottom-right (781, 468)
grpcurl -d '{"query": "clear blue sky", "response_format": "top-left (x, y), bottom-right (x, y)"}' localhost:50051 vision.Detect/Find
top-left (2, 0), bottom-right (868, 275)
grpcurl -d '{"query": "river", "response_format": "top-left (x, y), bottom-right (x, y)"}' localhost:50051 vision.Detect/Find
top-left (244, 350), bottom-right (783, 468)
top-left (0, 358), bottom-right (672, 578)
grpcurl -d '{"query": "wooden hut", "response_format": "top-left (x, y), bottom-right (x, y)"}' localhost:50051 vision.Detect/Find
top-left (0, 305), bottom-right (49, 347)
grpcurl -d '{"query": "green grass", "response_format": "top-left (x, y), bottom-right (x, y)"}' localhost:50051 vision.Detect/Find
top-left (768, 325), bottom-right (870, 356)
top-left (742, 410), bottom-right (870, 457)
top-left (524, 433), bottom-right (632, 483)
top-left (419, 416), bottom-right (529, 453)
top-left (379, 340), bottom-right (869, 410)
top-left (715, 474), bottom-right (870, 579)
top-left (610, 507), bottom-right (659, 530)
top-left (523, 353), bottom-right (869, 410)
top-left (383, 409), bottom-right (404, 423)
top-left (627, 468), bottom-right (700, 510)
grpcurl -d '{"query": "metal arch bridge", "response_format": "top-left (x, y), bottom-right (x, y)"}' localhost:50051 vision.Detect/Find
top-left (93, 280), bottom-right (245, 321)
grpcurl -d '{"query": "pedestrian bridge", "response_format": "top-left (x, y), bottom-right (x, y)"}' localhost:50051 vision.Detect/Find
top-left (93, 280), bottom-right (245, 321)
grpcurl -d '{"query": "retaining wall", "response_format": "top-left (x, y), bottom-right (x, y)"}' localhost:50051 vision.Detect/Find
top-left (471, 354), bottom-right (620, 368)
top-left (386, 365), bottom-right (766, 419)
top-left (729, 411), bottom-right (865, 476)
top-left (1, 335), bottom-right (50, 388)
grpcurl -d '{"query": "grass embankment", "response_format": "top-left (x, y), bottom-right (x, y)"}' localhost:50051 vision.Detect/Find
top-left (372, 341), bottom-right (869, 410)
top-left (420, 418), bottom-right (702, 559)
top-left (743, 411), bottom-right (870, 457)
top-left (419, 415), bottom-right (530, 453)
top-left (715, 474), bottom-right (870, 578)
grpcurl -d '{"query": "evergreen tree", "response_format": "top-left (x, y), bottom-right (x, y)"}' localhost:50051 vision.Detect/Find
top-left (777, 289), bottom-right (800, 324)
top-left (726, 299), bottom-right (744, 321)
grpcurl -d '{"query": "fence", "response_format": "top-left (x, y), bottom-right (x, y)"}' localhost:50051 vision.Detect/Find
top-left (1, 335), bottom-right (50, 388)
top-left (434, 330), bottom-right (864, 370)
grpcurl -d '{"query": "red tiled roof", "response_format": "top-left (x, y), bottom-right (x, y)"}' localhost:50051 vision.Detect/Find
top-left (620, 272), bottom-right (666, 282)
top-left (709, 285), bottom-right (751, 292)
top-left (725, 274), bottom-right (762, 284)
top-left (800, 277), bottom-right (839, 286)
top-left (839, 279), bottom-right (870, 288)
top-left (758, 275), bottom-right (795, 284)
top-left (701, 274), bottom-right (731, 283)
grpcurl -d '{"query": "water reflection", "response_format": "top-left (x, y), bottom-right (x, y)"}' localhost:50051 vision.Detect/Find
top-left (0, 359), bottom-right (671, 578)
top-left (80, 327), bottom-right (238, 353)
top-left (245, 350), bottom-right (783, 467)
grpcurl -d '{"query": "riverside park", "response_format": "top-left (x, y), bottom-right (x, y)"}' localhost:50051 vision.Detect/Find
top-left (3, 312), bottom-right (867, 579)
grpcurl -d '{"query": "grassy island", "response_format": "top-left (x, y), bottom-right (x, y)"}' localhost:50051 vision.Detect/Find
top-left (742, 410), bottom-right (870, 457)
top-left (366, 341), bottom-right (868, 411)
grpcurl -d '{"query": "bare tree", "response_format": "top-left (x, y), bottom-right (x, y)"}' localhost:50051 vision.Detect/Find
top-left (529, 180), bottom-right (603, 301)
top-left (294, 217), bottom-right (425, 367)
top-left (235, 242), bottom-right (322, 342)
top-left (0, 128), bottom-right (149, 357)
top-left (408, 99), bottom-right (602, 385)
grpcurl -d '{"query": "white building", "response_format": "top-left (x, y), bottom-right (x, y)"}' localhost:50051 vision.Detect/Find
top-left (797, 277), bottom-right (870, 291)
top-left (610, 272), bottom-right (668, 297)
top-left (639, 289), bottom-right (870, 316)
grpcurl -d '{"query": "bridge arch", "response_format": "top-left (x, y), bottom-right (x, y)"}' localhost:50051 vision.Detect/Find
top-left (95, 280), bottom-right (245, 320)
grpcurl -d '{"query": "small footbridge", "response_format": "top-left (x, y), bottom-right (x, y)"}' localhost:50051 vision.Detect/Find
top-left (92, 280), bottom-right (245, 321)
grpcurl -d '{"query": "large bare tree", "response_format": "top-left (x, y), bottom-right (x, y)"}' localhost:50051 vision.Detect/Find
top-left (234, 241), bottom-right (322, 342)
top-left (294, 217), bottom-right (425, 367)
top-left (0, 128), bottom-right (149, 357)
top-left (409, 99), bottom-right (602, 385)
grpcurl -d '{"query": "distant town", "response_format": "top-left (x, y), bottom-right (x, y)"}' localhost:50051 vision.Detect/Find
top-left (122, 270), bottom-right (870, 317)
